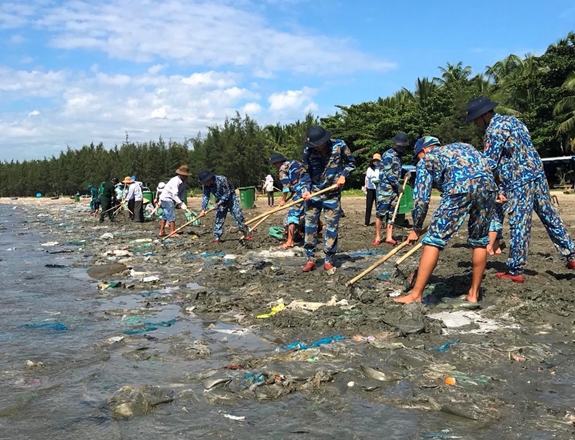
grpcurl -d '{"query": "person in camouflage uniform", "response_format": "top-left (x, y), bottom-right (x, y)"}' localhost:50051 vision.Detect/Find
top-left (373, 132), bottom-right (409, 246)
top-left (301, 126), bottom-right (356, 274)
top-left (198, 171), bottom-right (253, 243)
top-left (466, 97), bottom-right (575, 283)
top-left (269, 153), bottom-right (312, 249)
top-left (394, 136), bottom-right (497, 304)
top-left (99, 177), bottom-right (118, 223)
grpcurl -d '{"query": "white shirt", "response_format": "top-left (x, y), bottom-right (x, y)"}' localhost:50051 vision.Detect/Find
top-left (264, 175), bottom-right (274, 192)
top-left (160, 175), bottom-right (186, 205)
top-left (365, 167), bottom-right (379, 190)
top-left (126, 182), bottom-right (143, 201)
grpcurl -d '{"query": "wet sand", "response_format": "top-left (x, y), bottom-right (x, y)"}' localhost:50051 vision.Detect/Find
top-left (3, 193), bottom-right (575, 438)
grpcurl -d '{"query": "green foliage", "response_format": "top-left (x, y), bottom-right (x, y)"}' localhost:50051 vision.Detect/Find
top-left (2, 32), bottom-right (575, 197)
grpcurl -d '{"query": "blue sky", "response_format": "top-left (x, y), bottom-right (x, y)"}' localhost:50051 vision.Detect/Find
top-left (0, 0), bottom-right (574, 161)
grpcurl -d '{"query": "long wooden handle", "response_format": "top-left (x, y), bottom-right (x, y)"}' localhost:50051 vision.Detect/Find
top-left (245, 184), bottom-right (338, 226)
top-left (248, 215), bottom-right (270, 232)
top-left (390, 177), bottom-right (411, 225)
top-left (346, 240), bottom-right (411, 287)
top-left (162, 206), bottom-right (215, 240)
top-left (395, 242), bottom-right (423, 265)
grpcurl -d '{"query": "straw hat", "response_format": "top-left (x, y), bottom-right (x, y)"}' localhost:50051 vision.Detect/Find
top-left (122, 176), bottom-right (134, 184)
top-left (175, 165), bottom-right (191, 176)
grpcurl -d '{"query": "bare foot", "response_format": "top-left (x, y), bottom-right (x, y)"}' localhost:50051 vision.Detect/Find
top-left (280, 242), bottom-right (294, 249)
top-left (393, 292), bottom-right (422, 304)
top-left (464, 293), bottom-right (479, 303)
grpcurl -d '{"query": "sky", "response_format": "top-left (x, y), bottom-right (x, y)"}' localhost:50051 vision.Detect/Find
top-left (0, 0), bottom-right (574, 161)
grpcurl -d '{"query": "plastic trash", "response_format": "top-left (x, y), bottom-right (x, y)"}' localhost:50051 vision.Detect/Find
top-left (281, 335), bottom-right (345, 350)
top-left (66, 240), bottom-right (86, 246)
top-left (376, 272), bottom-right (392, 281)
top-left (23, 322), bottom-right (68, 331)
top-left (200, 251), bottom-right (226, 260)
top-left (256, 300), bottom-right (285, 319)
top-left (428, 339), bottom-right (460, 352)
top-left (268, 226), bottom-right (285, 240)
top-left (142, 276), bottom-right (160, 283)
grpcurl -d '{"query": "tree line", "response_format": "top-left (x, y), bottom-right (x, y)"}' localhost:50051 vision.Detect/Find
top-left (1, 32), bottom-right (574, 197)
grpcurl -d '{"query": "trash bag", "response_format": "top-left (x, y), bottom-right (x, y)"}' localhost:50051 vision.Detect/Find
top-left (184, 210), bottom-right (201, 226)
top-left (268, 226), bottom-right (285, 240)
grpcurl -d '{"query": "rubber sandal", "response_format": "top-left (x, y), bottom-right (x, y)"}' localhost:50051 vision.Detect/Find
top-left (385, 239), bottom-right (399, 246)
top-left (371, 240), bottom-right (381, 246)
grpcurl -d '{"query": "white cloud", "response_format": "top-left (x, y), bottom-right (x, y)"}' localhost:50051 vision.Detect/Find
top-left (268, 87), bottom-right (317, 117)
top-left (0, 65), bottom-right (265, 160)
top-left (28, 0), bottom-right (394, 75)
top-left (0, 0), bottom-right (397, 160)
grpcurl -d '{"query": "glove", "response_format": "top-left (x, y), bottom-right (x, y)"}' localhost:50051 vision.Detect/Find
top-left (180, 203), bottom-right (187, 210)
top-left (398, 187), bottom-right (404, 195)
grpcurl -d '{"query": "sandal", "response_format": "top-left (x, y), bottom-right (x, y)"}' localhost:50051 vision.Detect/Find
top-left (385, 239), bottom-right (399, 246)
top-left (371, 240), bottom-right (382, 246)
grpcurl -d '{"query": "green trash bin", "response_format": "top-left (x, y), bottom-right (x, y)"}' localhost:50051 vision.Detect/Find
top-left (238, 186), bottom-right (256, 209)
top-left (395, 181), bottom-right (414, 227)
top-left (142, 190), bottom-right (153, 205)
top-left (74, 194), bottom-right (80, 202)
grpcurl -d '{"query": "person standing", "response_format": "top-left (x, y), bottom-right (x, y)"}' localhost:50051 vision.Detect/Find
top-left (364, 153), bottom-right (381, 227)
top-left (394, 137), bottom-right (497, 304)
top-left (124, 176), bottom-right (144, 222)
top-left (88, 184), bottom-right (100, 216)
top-left (99, 177), bottom-right (118, 223)
top-left (198, 171), bottom-right (253, 242)
top-left (373, 132), bottom-right (409, 246)
top-left (269, 152), bottom-right (312, 249)
top-left (158, 165), bottom-right (190, 237)
top-left (466, 97), bottom-right (575, 283)
top-left (301, 125), bottom-right (356, 274)
top-left (264, 174), bottom-right (275, 207)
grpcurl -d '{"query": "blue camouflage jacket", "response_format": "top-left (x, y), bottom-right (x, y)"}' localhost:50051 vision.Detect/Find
top-left (278, 160), bottom-right (311, 198)
top-left (378, 147), bottom-right (402, 193)
top-left (412, 142), bottom-right (497, 230)
top-left (201, 176), bottom-right (235, 210)
top-left (483, 113), bottom-right (545, 192)
top-left (301, 139), bottom-right (356, 193)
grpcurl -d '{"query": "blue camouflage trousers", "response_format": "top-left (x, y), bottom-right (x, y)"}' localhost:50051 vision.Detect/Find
top-left (489, 201), bottom-right (505, 240)
top-left (423, 188), bottom-right (496, 249)
top-left (213, 195), bottom-right (249, 239)
top-left (287, 193), bottom-right (304, 225)
top-left (376, 188), bottom-right (397, 221)
top-left (506, 177), bottom-right (575, 275)
top-left (304, 195), bottom-right (340, 263)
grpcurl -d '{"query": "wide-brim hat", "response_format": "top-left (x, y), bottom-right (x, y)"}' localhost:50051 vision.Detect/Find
top-left (198, 170), bottom-right (215, 184)
top-left (175, 165), bottom-right (191, 176)
top-left (122, 176), bottom-right (134, 184)
top-left (465, 97), bottom-right (498, 122)
top-left (269, 152), bottom-right (287, 164)
top-left (372, 153), bottom-right (382, 161)
top-left (413, 136), bottom-right (441, 159)
top-left (391, 132), bottom-right (409, 146)
top-left (305, 126), bottom-right (331, 148)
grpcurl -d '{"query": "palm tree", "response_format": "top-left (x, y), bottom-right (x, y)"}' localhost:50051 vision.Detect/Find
top-left (553, 73), bottom-right (575, 152)
top-left (434, 62), bottom-right (472, 87)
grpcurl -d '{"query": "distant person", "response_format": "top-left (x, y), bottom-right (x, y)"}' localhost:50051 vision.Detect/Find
top-left (264, 174), bottom-right (275, 206)
top-left (301, 125), bottom-right (356, 274)
top-left (269, 152), bottom-right (311, 249)
top-left (373, 132), bottom-right (408, 246)
top-left (466, 96), bottom-right (575, 283)
top-left (158, 165), bottom-right (190, 237)
top-left (99, 177), bottom-right (118, 223)
top-left (88, 184), bottom-right (100, 216)
top-left (124, 176), bottom-right (144, 222)
top-left (394, 137), bottom-right (497, 305)
top-left (198, 171), bottom-right (252, 242)
top-left (364, 153), bottom-right (380, 227)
